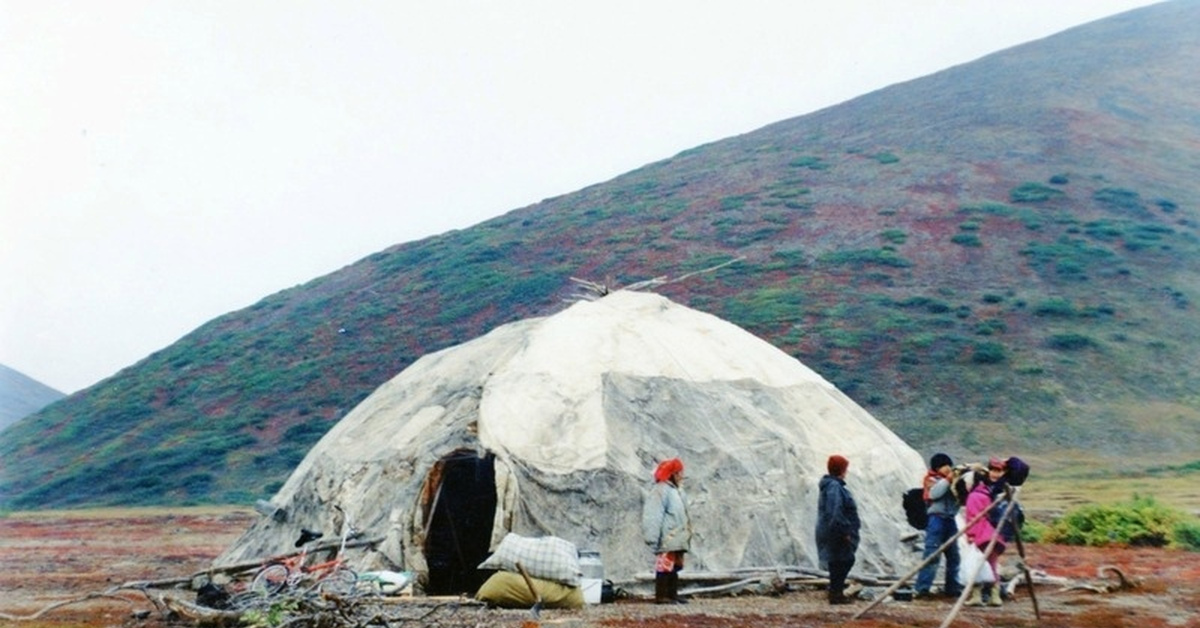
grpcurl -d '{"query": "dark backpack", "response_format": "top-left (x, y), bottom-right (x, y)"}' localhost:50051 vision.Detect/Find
top-left (989, 498), bottom-right (1026, 541)
top-left (902, 487), bottom-right (928, 530)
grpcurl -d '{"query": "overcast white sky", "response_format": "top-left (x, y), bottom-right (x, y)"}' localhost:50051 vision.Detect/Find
top-left (1, 1), bottom-right (1161, 394)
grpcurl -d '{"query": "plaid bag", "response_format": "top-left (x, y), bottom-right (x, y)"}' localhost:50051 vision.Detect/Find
top-left (477, 533), bottom-right (582, 587)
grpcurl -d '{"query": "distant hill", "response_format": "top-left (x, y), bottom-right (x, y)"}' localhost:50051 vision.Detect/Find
top-left (2, 1), bottom-right (1198, 509)
top-left (0, 364), bottom-right (64, 434)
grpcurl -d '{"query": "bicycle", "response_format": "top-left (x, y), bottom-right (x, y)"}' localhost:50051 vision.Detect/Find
top-left (249, 505), bottom-right (360, 596)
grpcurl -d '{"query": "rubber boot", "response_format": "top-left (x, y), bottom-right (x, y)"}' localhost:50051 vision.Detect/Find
top-left (668, 571), bottom-right (688, 604)
top-left (965, 585), bottom-right (984, 607)
top-left (654, 572), bottom-right (670, 604)
top-left (987, 584), bottom-right (1003, 607)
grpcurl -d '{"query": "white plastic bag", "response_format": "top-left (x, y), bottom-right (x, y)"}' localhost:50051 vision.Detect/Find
top-left (959, 543), bottom-right (996, 585)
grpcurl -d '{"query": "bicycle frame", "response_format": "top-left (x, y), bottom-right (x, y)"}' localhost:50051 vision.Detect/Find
top-left (251, 505), bottom-right (359, 595)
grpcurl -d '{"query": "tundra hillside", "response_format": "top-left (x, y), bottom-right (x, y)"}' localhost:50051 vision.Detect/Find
top-left (2, 2), bottom-right (1198, 509)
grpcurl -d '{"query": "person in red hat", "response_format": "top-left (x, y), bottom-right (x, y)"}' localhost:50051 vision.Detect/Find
top-left (816, 454), bottom-right (860, 604)
top-left (642, 457), bottom-right (693, 604)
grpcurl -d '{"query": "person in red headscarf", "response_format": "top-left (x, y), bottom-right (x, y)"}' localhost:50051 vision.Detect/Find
top-left (816, 454), bottom-right (860, 604)
top-left (642, 457), bottom-right (692, 604)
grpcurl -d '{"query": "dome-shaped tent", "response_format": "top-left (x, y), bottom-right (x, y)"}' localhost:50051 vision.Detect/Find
top-left (217, 290), bottom-right (925, 593)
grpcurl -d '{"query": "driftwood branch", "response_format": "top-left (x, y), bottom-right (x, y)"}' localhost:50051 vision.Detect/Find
top-left (1064, 565), bottom-right (1139, 593)
top-left (0, 593), bottom-right (136, 621)
top-left (110, 535), bottom-right (386, 591)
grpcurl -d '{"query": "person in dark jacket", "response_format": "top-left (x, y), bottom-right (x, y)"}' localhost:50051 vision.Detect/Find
top-left (815, 454), bottom-right (860, 604)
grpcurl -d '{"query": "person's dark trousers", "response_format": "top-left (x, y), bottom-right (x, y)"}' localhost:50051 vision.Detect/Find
top-left (915, 515), bottom-right (962, 595)
top-left (828, 556), bottom-right (855, 603)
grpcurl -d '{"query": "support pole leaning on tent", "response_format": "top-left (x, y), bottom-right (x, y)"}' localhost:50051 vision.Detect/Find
top-left (851, 489), bottom-right (1005, 620)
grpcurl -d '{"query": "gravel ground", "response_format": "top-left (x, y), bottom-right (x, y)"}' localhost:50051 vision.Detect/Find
top-left (2, 509), bottom-right (1198, 628)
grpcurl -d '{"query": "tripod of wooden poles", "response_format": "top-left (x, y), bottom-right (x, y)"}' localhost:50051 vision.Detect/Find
top-left (853, 485), bottom-right (1040, 627)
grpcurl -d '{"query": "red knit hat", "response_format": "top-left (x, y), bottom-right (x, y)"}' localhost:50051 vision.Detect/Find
top-left (654, 458), bottom-right (684, 483)
top-left (827, 454), bottom-right (849, 476)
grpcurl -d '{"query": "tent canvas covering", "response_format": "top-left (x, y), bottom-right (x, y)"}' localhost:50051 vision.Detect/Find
top-left (217, 290), bottom-right (925, 591)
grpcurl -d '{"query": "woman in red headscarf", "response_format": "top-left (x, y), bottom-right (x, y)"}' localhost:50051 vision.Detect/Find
top-left (816, 454), bottom-right (860, 604)
top-left (641, 457), bottom-right (692, 604)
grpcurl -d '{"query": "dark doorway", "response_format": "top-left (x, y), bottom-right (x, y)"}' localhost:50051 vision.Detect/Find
top-left (422, 450), bottom-right (497, 595)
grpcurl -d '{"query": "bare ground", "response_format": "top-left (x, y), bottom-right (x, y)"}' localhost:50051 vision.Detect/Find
top-left (1, 508), bottom-right (1198, 628)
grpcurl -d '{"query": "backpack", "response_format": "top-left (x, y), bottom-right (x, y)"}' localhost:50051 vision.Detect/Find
top-left (902, 487), bottom-right (928, 530)
top-left (988, 498), bottom-right (1026, 541)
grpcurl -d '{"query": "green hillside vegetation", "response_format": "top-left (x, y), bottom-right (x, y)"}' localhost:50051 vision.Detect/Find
top-left (2, 2), bottom-right (1199, 509)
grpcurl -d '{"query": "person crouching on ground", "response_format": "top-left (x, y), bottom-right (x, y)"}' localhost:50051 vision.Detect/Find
top-left (642, 457), bottom-right (693, 604)
top-left (964, 460), bottom-right (1007, 607)
top-left (816, 454), bottom-right (861, 605)
top-left (914, 452), bottom-right (963, 599)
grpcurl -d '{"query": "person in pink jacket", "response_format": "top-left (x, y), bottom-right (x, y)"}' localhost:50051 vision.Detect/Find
top-left (963, 458), bottom-right (1008, 607)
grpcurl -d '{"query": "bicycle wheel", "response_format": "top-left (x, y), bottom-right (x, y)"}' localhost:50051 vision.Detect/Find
top-left (316, 567), bottom-right (358, 595)
top-left (251, 562), bottom-right (291, 594)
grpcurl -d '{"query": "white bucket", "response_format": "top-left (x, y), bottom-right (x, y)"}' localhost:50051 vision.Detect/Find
top-left (581, 578), bottom-right (603, 604)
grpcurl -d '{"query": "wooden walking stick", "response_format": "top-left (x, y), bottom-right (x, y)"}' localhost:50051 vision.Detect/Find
top-left (852, 496), bottom-right (1004, 620)
top-left (1005, 486), bottom-right (1041, 619)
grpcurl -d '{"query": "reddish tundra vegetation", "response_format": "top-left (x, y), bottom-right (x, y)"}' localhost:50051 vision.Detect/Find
top-left (1, 508), bottom-right (1198, 628)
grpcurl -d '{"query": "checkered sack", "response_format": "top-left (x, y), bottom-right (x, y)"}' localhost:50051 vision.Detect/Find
top-left (477, 533), bottom-right (582, 587)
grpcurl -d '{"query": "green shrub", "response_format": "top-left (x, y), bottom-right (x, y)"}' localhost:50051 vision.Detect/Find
top-left (951, 233), bottom-right (982, 247)
top-left (1046, 333), bottom-right (1096, 350)
top-left (1020, 518), bottom-right (1049, 543)
top-left (720, 195), bottom-right (755, 211)
top-left (818, 248), bottom-right (912, 268)
top-left (873, 152), bottom-right (900, 164)
top-left (1173, 519), bottom-right (1200, 551)
top-left (974, 319), bottom-right (1007, 335)
top-left (971, 341), bottom-right (1006, 364)
top-left (1032, 298), bottom-right (1075, 317)
top-left (1045, 495), bottom-right (1191, 548)
top-left (960, 201), bottom-right (1016, 216)
top-left (788, 155), bottom-right (830, 170)
top-left (879, 229), bottom-right (907, 244)
top-left (1011, 182), bottom-right (1065, 203)
top-left (1048, 174), bottom-right (1069, 185)
top-left (1094, 187), bottom-right (1145, 214)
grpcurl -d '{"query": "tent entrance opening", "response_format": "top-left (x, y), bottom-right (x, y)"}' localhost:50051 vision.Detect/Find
top-left (423, 450), bottom-right (497, 595)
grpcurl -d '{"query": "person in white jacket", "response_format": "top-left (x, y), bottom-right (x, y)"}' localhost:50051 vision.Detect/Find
top-left (642, 457), bottom-right (693, 604)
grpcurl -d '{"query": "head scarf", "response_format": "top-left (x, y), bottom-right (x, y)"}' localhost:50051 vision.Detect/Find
top-left (827, 454), bottom-right (849, 477)
top-left (654, 458), bottom-right (684, 483)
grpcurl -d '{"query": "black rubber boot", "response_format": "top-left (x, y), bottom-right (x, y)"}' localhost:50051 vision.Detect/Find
top-left (654, 572), bottom-right (670, 604)
top-left (668, 571), bottom-right (688, 604)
